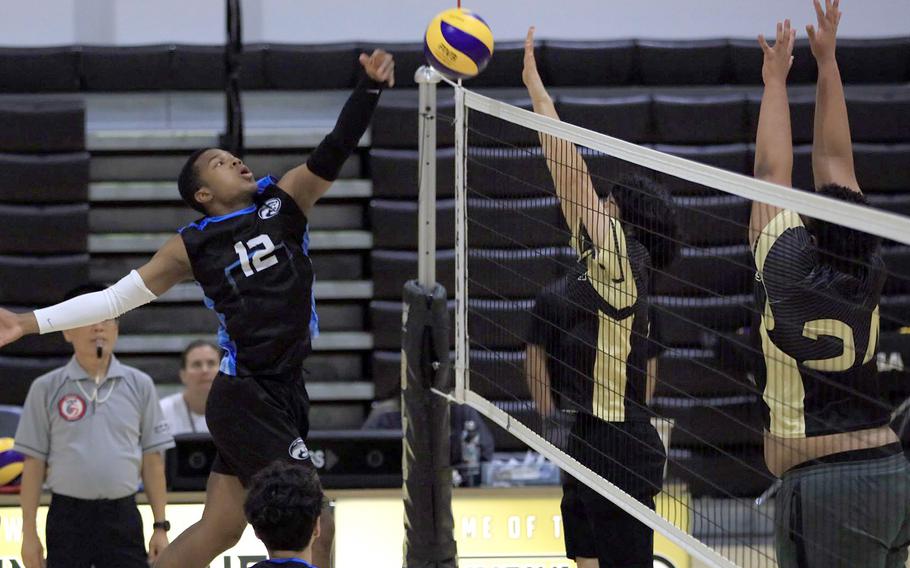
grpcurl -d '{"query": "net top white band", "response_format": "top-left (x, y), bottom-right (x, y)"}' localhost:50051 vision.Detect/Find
top-left (460, 87), bottom-right (910, 247)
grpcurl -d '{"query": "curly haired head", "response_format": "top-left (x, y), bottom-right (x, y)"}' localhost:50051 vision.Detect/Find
top-left (243, 461), bottom-right (324, 552)
top-left (593, 173), bottom-right (682, 271)
top-left (805, 184), bottom-right (881, 277)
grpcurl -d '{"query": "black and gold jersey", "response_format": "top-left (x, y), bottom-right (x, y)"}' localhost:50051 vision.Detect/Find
top-left (528, 217), bottom-right (653, 422)
top-left (753, 210), bottom-right (889, 438)
top-left (179, 177), bottom-right (317, 377)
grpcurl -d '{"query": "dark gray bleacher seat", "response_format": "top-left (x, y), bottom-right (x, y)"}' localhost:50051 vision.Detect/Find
top-left (470, 99), bottom-right (539, 147)
top-left (847, 92), bottom-right (910, 144)
top-left (469, 299), bottom-right (534, 350)
top-left (0, 204), bottom-right (87, 254)
top-left (853, 144), bottom-right (910, 193)
top-left (654, 245), bottom-right (753, 297)
top-left (239, 43), bottom-right (268, 90)
top-left (653, 94), bottom-right (748, 144)
top-left (789, 144), bottom-right (814, 191)
top-left (370, 199), bottom-right (455, 249)
top-left (653, 144), bottom-right (750, 195)
top-left (882, 247), bottom-right (910, 295)
top-left (0, 46), bottom-right (80, 92)
top-left (746, 91), bottom-right (815, 145)
top-left (171, 44), bottom-right (226, 90)
top-left (265, 43), bottom-right (358, 89)
top-left (653, 394), bottom-right (764, 446)
top-left (369, 148), bottom-right (454, 199)
top-left (837, 37), bottom-right (910, 84)
top-left (881, 295), bottom-right (910, 331)
top-left (467, 197), bottom-right (566, 248)
top-left (556, 95), bottom-right (652, 143)
top-left (0, 254), bottom-right (88, 305)
top-left (371, 249), bottom-right (456, 300)
top-left (119, 305), bottom-right (220, 334)
top-left (729, 38), bottom-right (815, 85)
top-left (0, 100), bottom-right (85, 153)
top-left (668, 446), bottom-right (772, 497)
top-left (0, 356), bottom-right (68, 405)
top-left (674, 195), bottom-right (750, 246)
top-left (869, 193), bottom-right (910, 218)
top-left (467, 41), bottom-right (525, 88)
top-left (541, 40), bottom-right (636, 86)
top-left (466, 147), bottom-right (554, 199)
top-left (655, 348), bottom-right (755, 398)
top-left (0, 331), bottom-right (69, 357)
top-left (372, 99), bottom-right (456, 149)
top-left (652, 294), bottom-right (754, 346)
top-left (468, 248), bottom-right (573, 299)
top-left (90, 206), bottom-right (198, 233)
top-left (637, 39), bottom-right (729, 85)
top-left (0, 152), bottom-right (90, 203)
top-left (81, 45), bottom-right (171, 91)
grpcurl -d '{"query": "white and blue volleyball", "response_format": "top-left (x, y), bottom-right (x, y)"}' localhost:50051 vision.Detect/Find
top-left (424, 8), bottom-right (494, 80)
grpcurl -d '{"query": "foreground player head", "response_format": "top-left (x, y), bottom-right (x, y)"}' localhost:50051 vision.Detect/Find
top-left (244, 461), bottom-right (324, 562)
top-left (805, 184), bottom-right (881, 276)
top-left (597, 174), bottom-right (681, 271)
top-left (177, 148), bottom-right (258, 216)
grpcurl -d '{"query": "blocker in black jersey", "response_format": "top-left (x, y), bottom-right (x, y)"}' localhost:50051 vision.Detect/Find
top-left (179, 176), bottom-right (318, 378)
top-left (528, 218), bottom-right (654, 423)
top-left (753, 210), bottom-right (889, 438)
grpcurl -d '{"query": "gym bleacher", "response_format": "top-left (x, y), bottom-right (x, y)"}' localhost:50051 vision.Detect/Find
top-left (0, 39), bottom-right (908, 492)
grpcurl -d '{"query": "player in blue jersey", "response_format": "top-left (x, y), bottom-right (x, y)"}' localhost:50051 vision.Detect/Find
top-left (0, 49), bottom-right (395, 568)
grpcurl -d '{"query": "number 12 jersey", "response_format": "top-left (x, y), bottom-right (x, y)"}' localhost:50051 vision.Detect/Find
top-left (179, 177), bottom-right (318, 377)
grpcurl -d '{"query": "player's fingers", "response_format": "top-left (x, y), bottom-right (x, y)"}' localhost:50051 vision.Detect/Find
top-left (377, 57), bottom-right (393, 78)
top-left (783, 19), bottom-right (791, 41)
top-left (787, 28), bottom-right (796, 52)
top-left (758, 34), bottom-right (771, 53)
top-left (776, 21), bottom-right (783, 44)
top-left (813, 0), bottom-right (826, 28)
top-left (806, 24), bottom-right (816, 43)
top-left (525, 27), bottom-right (536, 58)
top-left (358, 53), bottom-right (369, 67)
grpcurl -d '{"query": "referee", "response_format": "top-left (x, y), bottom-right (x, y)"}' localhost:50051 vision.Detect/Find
top-left (14, 284), bottom-right (174, 568)
top-left (523, 27), bottom-right (679, 568)
top-left (751, 6), bottom-right (910, 567)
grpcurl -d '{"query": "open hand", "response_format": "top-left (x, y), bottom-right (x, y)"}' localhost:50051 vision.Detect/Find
top-left (358, 49), bottom-right (395, 88)
top-left (806, 0), bottom-right (841, 64)
top-left (758, 19), bottom-right (796, 86)
top-left (521, 27), bottom-right (547, 101)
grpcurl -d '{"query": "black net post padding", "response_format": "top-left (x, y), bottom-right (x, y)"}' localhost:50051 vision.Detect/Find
top-left (401, 280), bottom-right (457, 568)
top-left (221, 0), bottom-right (244, 156)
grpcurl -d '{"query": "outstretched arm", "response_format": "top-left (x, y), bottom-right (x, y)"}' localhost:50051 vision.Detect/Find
top-left (280, 49), bottom-right (395, 216)
top-left (522, 27), bottom-right (616, 254)
top-left (0, 235), bottom-right (191, 348)
top-left (750, 19), bottom-right (797, 250)
top-left (807, 0), bottom-right (860, 193)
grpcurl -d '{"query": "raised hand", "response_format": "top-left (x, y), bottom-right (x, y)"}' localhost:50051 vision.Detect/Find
top-left (521, 27), bottom-right (547, 102)
top-left (358, 49), bottom-right (395, 88)
top-left (806, 0), bottom-right (841, 64)
top-left (758, 19), bottom-right (796, 86)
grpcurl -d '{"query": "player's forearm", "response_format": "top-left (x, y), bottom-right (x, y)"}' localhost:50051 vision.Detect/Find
top-left (19, 457), bottom-right (46, 533)
top-left (525, 345), bottom-right (555, 416)
top-left (141, 452), bottom-right (168, 522)
top-left (754, 82), bottom-right (793, 184)
top-left (307, 76), bottom-right (382, 182)
top-left (812, 58), bottom-right (858, 190)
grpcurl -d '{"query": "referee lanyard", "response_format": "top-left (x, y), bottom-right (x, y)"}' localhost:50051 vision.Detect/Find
top-left (266, 560), bottom-right (317, 568)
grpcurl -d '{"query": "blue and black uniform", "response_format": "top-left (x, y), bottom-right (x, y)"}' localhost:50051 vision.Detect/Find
top-left (178, 74), bottom-right (382, 485)
top-left (180, 178), bottom-right (318, 484)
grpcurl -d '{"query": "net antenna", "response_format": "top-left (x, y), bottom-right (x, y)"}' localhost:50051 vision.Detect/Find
top-left (450, 82), bottom-right (910, 568)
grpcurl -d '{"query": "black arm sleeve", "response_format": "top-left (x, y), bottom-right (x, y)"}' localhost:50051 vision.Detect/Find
top-left (306, 75), bottom-right (382, 182)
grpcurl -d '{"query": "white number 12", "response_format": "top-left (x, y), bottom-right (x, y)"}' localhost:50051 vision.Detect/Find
top-left (234, 234), bottom-right (279, 277)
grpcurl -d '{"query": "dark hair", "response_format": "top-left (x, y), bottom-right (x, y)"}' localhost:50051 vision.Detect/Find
top-left (64, 283), bottom-right (108, 302)
top-left (244, 461), bottom-right (324, 553)
top-left (595, 173), bottom-right (681, 271)
top-left (177, 148), bottom-right (213, 214)
top-left (806, 184), bottom-right (881, 277)
top-left (180, 339), bottom-right (221, 369)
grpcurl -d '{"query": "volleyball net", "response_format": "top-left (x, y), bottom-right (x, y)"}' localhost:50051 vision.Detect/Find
top-left (440, 84), bottom-right (910, 567)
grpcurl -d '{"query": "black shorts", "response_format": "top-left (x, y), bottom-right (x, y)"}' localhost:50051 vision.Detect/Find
top-left (205, 371), bottom-right (312, 486)
top-left (562, 417), bottom-right (666, 567)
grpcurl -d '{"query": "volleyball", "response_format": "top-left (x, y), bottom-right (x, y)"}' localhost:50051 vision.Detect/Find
top-left (0, 438), bottom-right (24, 486)
top-left (423, 8), bottom-right (494, 80)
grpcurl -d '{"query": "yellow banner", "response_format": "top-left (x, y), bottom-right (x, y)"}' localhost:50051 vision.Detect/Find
top-left (0, 487), bottom-right (690, 568)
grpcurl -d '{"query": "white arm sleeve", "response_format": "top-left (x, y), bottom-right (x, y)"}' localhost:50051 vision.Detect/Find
top-left (34, 270), bottom-right (157, 334)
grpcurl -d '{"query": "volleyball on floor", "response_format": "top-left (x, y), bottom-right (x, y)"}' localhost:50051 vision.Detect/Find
top-left (0, 438), bottom-right (24, 486)
top-left (424, 8), bottom-right (494, 80)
